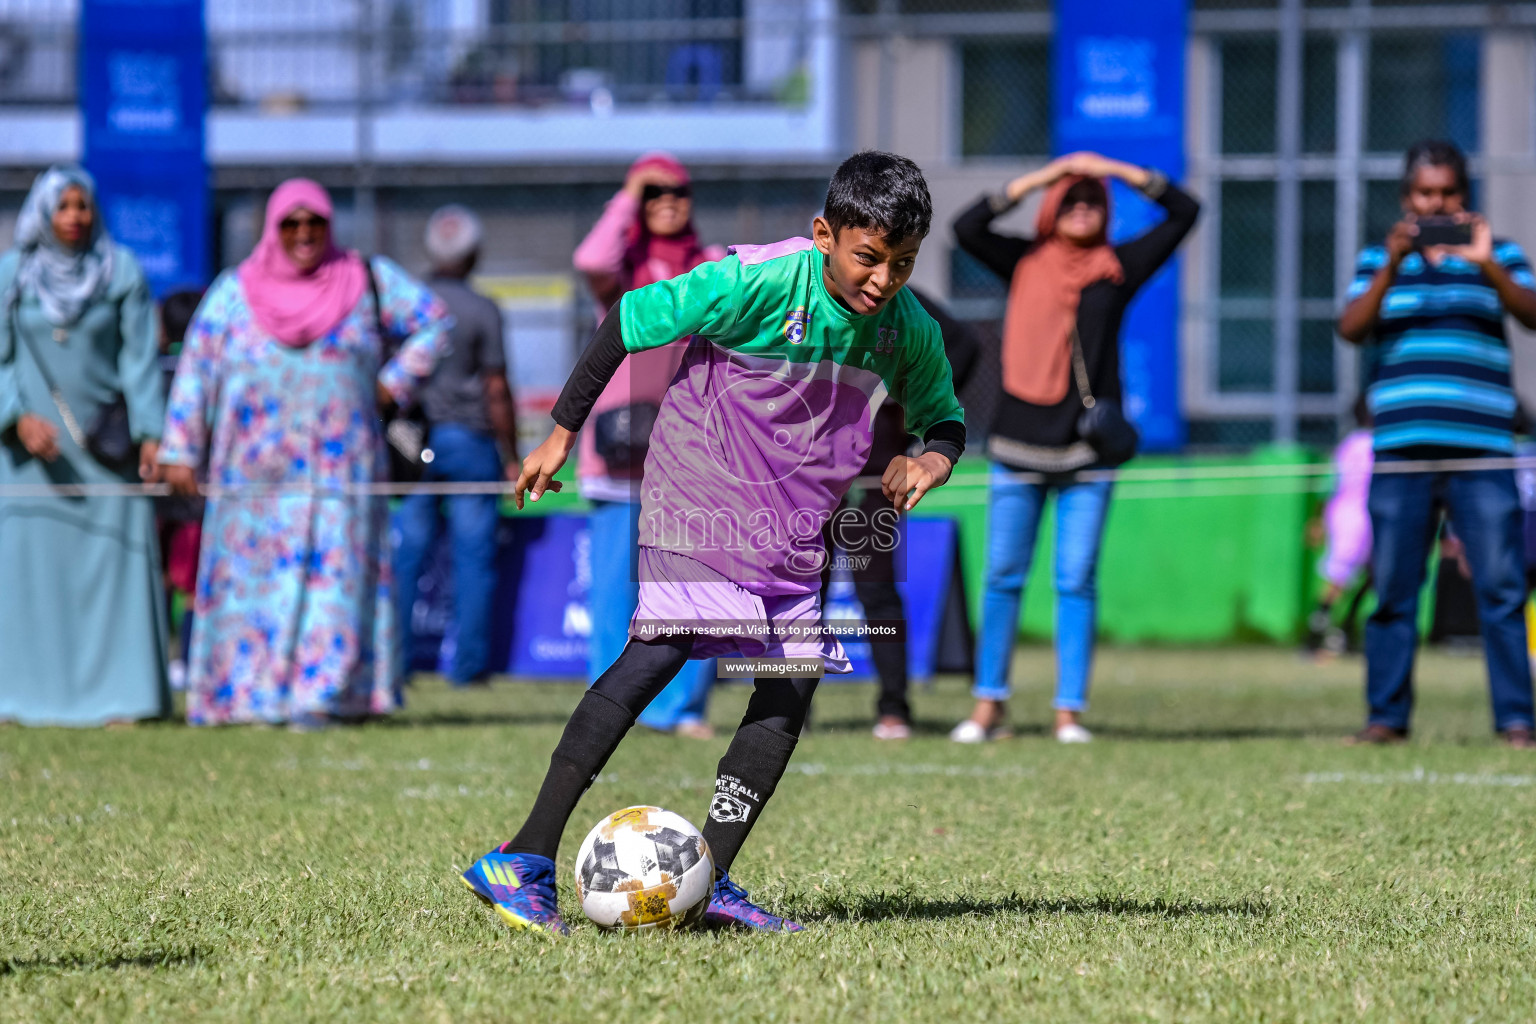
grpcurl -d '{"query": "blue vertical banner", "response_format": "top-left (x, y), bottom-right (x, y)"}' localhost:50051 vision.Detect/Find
top-left (80, 0), bottom-right (208, 295)
top-left (1053, 0), bottom-right (1188, 450)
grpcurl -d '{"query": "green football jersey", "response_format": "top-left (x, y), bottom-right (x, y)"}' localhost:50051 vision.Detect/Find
top-left (617, 236), bottom-right (964, 594)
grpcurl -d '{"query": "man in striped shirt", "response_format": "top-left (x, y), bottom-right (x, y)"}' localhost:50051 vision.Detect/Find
top-left (1338, 139), bottom-right (1536, 747)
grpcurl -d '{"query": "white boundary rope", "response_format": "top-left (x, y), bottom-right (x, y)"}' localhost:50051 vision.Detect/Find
top-left (4, 454), bottom-right (1534, 500)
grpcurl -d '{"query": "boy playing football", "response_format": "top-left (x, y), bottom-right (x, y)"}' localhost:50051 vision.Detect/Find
top-left (462, 152), bottom-right (966, 934)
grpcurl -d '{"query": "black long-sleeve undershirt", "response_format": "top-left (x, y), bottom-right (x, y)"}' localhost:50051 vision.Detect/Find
top-left (551, 307), bottom-right (966, 468)
top-left (918, 418), bottom-right (965, 469)
top-left (551, 308), bottom-right (627, 433)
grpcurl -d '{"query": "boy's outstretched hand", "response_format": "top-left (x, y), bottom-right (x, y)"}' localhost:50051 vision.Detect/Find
top-left (513, 425), bottom-right (577, 510)
top-left (883, 451), bottom-right (953, 512)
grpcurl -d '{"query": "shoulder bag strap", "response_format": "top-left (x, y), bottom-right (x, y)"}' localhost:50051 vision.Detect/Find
top-left (11, 299), bottom-right (88, 448)
top-left (363, 255), bottom-right (379, 321)
top-left (367, 257), bottom-right (419, 431)
top-left (1069, 328), bottom-right (1096, 410)
top-left (363, 256), bottom-right (399, 358)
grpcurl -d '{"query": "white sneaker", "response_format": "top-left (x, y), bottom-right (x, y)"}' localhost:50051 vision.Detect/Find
top-left (872, 720), bottom-right (912, 740)
top-left (949, 719), bottom-right (1011, 744)
top-left (168, 659), bottom-right (187, 692)
top-left (1055, 723), bottom-right (1093, 744)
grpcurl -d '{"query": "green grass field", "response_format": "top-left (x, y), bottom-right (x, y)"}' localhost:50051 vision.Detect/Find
top-left (5, 646), bottom-right (1536, 1023)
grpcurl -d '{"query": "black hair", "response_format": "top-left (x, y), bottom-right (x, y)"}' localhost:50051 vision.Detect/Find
top-left (822, 151), bottom-right (932, 244)
top-left (1401, 139), bottom-right (1469, 197)
top-left (160, 288), bottom-right (204, 349)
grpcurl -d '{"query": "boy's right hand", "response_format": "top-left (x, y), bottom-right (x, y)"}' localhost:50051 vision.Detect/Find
top-left (513, 426), bottom-right (576, 510)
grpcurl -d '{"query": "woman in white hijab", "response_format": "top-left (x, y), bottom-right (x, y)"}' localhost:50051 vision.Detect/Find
top-left (0, 165), bottom-right (170, 726)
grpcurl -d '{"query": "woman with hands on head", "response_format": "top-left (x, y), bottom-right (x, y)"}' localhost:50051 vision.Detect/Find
top-left (568, 152), bottom-right (726, 739)
top-left (158, 178), bottom-right (450, 730)
top-left (950, 149), bottom-right (1199, 745)
top-left (0, 165), bottom-right (170, 726)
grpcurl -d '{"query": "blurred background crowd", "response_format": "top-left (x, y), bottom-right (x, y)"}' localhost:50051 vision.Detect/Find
top-left (4, 0), bottom-right (1536, 747)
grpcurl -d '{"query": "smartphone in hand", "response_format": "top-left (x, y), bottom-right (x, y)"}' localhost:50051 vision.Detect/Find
top-left (1414, 216), bottom-right (1473, 250)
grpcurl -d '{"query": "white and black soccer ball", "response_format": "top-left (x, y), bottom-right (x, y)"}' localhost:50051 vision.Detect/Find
top-left (574, 806), bottom-right (714, 932)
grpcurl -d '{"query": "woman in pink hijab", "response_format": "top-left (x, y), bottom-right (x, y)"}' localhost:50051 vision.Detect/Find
top-left (159, 178), bottom-right (451, 729)
top-left (572, 152), bottom-right (725, 738)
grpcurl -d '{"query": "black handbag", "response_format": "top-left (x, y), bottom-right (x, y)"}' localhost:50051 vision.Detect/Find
top-left (1070, 328), bottom-right (1139, 467)
top-left (593, 401), bottom-right (660, 472)
top-left (366, 259), bottom-right (430, 483)
top-left (82, 395), bottom-right (135, 466)
top-left (12, 305), bottom-right (136, 468)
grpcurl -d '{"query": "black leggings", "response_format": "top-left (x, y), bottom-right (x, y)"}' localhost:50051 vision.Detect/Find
top-left (593, 640), bottom-right (817, 736)
top-left (592, 636), bottom-right (696, 714)
top-left (505, 638), bottom-right (818, 873)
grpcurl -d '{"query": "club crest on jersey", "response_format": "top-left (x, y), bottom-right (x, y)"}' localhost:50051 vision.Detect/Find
top-left (783, 307), bottom-right (809, 344)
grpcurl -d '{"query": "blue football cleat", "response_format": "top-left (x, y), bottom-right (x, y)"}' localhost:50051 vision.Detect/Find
top-left (703, 872), bottom-right (804, 932)
top-left (461, 849), bottom-right (569, 936)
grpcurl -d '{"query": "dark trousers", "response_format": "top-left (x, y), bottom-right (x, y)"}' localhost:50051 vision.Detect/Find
top-left (395, 424), bottom-right (503, 684)
top-left (822, 488), bottom-right (910, 722)
top-left (1365, 457), bottom-right (1535, 732)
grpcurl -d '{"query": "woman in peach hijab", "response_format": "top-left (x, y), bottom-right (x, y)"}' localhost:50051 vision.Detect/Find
top-left (950, 152), bottom-right (1198, 745)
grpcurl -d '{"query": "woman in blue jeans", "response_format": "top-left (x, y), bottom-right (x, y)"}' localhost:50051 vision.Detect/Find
top-left (951, 152), bottom-right (1198, 743)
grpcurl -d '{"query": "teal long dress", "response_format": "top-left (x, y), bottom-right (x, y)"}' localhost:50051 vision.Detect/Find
top-left (0, 246), bottom-right (170, 725)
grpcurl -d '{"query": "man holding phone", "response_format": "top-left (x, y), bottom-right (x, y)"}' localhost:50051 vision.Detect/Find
top-left (1338, 139), bottom-right (1536, 747)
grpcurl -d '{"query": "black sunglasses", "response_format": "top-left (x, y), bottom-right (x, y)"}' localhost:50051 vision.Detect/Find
top-left (279, 214), bottom-right (329, 232)
top-left (641, 183), bottom-right (692, 202)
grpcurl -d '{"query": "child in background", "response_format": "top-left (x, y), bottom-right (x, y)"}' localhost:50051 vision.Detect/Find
top-left (1307, 396), bottom-right (1374, 657)
top-left (156, 289), bottom-right (205, 690)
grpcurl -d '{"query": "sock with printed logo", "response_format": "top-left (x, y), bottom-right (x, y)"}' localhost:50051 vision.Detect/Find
top-left (700, 675), bottom-right (818, 876)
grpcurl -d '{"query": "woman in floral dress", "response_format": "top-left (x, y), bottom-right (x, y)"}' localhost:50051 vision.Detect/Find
top-left (160, 179), bottom-right (449, 727)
